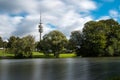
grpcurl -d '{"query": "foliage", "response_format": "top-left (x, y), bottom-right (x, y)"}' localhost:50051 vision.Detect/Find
top-left (0, 36), bottom-right (3, 48)
top-left (75, 19), bottom-right (120, 57)
top-left (69, 31), bottom-right (83, 56)
top-left (7, 36), bottom-right (18, 48)
top-left (7, 35), bottom-right (35, 58)
top-left (35, 41), bottom-right (41, 52)
top-left (41, 30), bottom-right (68, 58)
top-left (82, 21), bottom-right (107, 56)
top-left (22, 35), bottom-right (35, 57)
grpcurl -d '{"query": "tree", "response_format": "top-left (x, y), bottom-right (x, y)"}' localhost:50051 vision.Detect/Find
top-left (104, 20), bottom-right (120, 56)
top-left (7, 35), bottom-right (35, 58)
top-left (0, 36), bottom-right (3, 48)
top-left (79, 19), bottom-right (120, 57)
top-left (69, 31), bottom-right (83, 56)
top-left (82, 21), bottom-right (107, 56)
top-left (42, 30), bottom-right (68, 58)
top-left (98, 19), bottom-right (120, 56)
top-left (7, 36), bottom-right (18, 49)
top-left (22, 35), bottom-right (35, 57)
top-left (13, 38), bottom-right (24, 57)
top-left (7, 36), bottom-right (19, 53)
top-left (3, 41), bottom-right (8, 53)
top-left (35, 41), bottom-right (43, 52)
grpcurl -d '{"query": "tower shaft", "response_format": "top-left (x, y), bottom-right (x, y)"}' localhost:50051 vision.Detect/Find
top-left (38, 12), bottom-right (43, 41)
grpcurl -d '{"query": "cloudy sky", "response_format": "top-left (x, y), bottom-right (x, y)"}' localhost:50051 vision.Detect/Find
top-left (0, 0), bottom-right (120, 41)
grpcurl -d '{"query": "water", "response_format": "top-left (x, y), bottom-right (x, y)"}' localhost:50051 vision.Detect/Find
top-left (0, 58), bottom-right (120, 80)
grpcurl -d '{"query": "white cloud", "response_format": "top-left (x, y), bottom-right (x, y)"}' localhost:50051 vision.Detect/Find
top-left (0, 0), bottom-right (97, 41)
top-left (97, 16), bottom-right (110, 21)
top-left (109, 10), bottom-right (119, 18)
top-left (78, 0), bottom-right (97, 11)
top-left (96, 9), bottom-right (120, 22)
top-left (0, 0), bottom-right (38, 14)
top-left (0, 14), bottom-right (23, 40)
top-left (56, 10), bottom-right (92, 36)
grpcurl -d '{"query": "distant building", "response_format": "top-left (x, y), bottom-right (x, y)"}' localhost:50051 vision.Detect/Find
top-left (0, 48), bottom-right (4, 50)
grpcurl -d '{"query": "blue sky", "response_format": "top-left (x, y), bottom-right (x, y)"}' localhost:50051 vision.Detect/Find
top-left (92, 0), bottom-right (120, 21)
top-left (0, 0), bottom-right (120, 41)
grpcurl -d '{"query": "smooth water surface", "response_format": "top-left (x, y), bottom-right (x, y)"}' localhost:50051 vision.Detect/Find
top-left (0, 58), bottom-right (120, 80)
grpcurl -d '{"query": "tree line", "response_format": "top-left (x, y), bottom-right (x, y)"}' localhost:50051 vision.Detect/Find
top-left (0, 35), bottom-right (35, 58)
top-left (71, 19), bottom-right (120, 57)
top-left (0, 19), bottom-right (120, 58)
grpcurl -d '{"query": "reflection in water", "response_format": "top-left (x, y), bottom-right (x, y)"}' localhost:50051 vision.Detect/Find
top-left (0, 60), bottom-right (34, 80)
top-left (0, 58), bottom-right (120, 80)
top-left (0, 60), bottom-right (9, 80)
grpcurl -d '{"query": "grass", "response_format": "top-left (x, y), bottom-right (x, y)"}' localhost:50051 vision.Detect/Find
top-left (33, 52), bottom-right (76, 58)
top-left (0, 50), bottom-right (14, 58)
top-left (0, 50), bottom-right (76, 59)
top-left (60, 53), bottom-right (76, 58)
top-left (32, 52), bottom-right (55, 58)
top-left (0, 50), bottom-right (14, 57)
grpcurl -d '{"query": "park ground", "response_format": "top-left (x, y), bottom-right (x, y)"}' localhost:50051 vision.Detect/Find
top-left (0, 50), bottom-right (76, 59)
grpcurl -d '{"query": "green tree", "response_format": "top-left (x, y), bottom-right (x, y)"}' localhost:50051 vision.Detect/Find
top-left (42, 30), bottom-right (68, 58)
top-left (35, 41), bottom-right (43, 52)
top-left (106, 26), bottom-right (120, 56)
top-left (3, 41), bottom-right (8, 53)
top-left (7, 36), bottom-right (18, 49)
top-left (100, 19), bottom-right (120, 56)
top-left (13, 38), bottom-right (24, 57)
top-left (69, 31), bottom-right (83, 56)
top-left (0, 36), bottom-right (3, 48)
top-left (82, 21), bottom-right (107, 56)
top-left (8, 35), bottom-right (35, 58)
top-left (22, 35), bottom-right (35, 57)
top-left (80, 19), bottom-right (120, 57)
top-left (7, 36), bottom-right (19, 53)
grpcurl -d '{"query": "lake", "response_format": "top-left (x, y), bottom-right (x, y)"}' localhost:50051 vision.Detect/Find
top-left (0, 57), bottom-right (120, 80)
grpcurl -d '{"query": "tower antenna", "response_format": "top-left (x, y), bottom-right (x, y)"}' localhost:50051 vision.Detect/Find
top-left (40, 10), bottom-right (42, 24)
top-left (38, 10), bottom-right (43, 41)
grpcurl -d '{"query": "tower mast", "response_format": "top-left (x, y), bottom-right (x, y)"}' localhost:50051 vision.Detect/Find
top-left (38, 11), bottom-right (43, 41)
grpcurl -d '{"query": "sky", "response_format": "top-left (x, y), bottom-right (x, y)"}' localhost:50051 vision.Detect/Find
top-left (0, 0), bottom-right (120, 41)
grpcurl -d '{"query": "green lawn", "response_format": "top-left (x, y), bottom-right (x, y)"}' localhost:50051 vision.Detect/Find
top-left (33, 52), bottom-right (76, 58)
top-left (0, 50), bottom-right (14, 56)
top-left (0, 50), bottom-right (14, 59)
top-left (60, 53), bottom-right (76, 58)
top-left (0, 50), bottom-right (76, 59)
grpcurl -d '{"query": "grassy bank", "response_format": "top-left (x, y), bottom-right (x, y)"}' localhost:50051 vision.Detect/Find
top-left (0, 50), bottom-right (14, 59)
top-left (33, 52), bottom-right (76, 58)
top-left (0, 50), bottom-right (76, 59)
